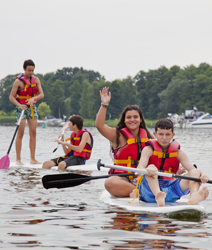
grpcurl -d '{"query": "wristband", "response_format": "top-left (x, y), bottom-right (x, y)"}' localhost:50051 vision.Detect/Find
top-left (101, 102), bottom-right (109, 108)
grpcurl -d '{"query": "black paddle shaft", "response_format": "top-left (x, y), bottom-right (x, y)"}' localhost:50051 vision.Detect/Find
top-left (7, 125), bottom-right (20, 154)
top-left (42, 172), bottom-right (135, 189)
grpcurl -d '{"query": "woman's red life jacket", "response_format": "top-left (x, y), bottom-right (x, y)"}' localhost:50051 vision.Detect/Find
top-left (16, 74), bottom-right (38, 104)
top-left (109, 127), bottom-right (148, 174)
top-left (66, 129), bottom-right (93, 160)
top-left (146, 139), bottom-right (180, 180)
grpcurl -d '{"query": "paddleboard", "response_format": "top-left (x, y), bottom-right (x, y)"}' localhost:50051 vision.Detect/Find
top-left (9, 162), bottom-right (106, 172)
top-left (100, 190), bottom-right (206, 214)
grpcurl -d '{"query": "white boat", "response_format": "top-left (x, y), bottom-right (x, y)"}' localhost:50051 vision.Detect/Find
top-left (43, 115), bottom-right (63, 126)
top-left (100, 190), bottom-right (206, 214)
top-left (191, 113), bottom-right (212, 128)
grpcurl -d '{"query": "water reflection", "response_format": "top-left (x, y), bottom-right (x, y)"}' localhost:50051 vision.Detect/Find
top-left (105, 211), bottom-right (210, 239)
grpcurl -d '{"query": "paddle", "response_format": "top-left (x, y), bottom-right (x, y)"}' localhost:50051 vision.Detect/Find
top-left (97, 159), bottom-right (212, 184)
top-left (0, 109), bottom-right (25, 169)
top-left (42, 172), bottom-right (135, 189)
top-left (52, 121), bottom-right (70, 153)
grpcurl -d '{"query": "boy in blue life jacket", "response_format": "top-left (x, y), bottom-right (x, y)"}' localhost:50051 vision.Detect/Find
top-left (135, 118), bottom-right (209, 207)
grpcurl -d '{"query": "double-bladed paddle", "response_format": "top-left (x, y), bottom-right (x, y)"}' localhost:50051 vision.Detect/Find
top-left (97, 159), bottom-right (212, 184)
top-left (52, 121), bottom-right (70, 153)
top-left (42, 172), bottom-right (135, 189)
top-left (0, 109), bottom-right (25, 169)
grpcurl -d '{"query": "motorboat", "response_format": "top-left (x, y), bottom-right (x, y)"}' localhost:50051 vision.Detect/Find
top-left (191, 113), bottom-right (212, 128)
top-left (43, 115), bottom-right (63, 126)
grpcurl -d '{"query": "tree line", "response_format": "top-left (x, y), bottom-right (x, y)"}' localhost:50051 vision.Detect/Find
top-left (0, 63), bottom-right (212, 120)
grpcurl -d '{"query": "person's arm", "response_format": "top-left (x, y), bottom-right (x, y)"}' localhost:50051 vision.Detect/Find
top-left (9, 79), bottom-right (27, 110)
top-left (95, 87), bottom-right (117, 142)
top-left (178, 149), bottom-right (209, 183)
top-left (137, 146), bottom-right (158, 178)
top-left (177, 150), bottom-right (197, 172)
top-left (55, 132), bottom-right (90, 154)
top-left (26, 77), bottom-right (44, 106)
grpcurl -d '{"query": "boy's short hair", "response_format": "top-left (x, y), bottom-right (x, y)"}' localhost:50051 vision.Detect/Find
top-left (23, 59), bottom-right (35, 69)
top-left (69, 115), bottom-right (83, 130)
top-left (155, 118), bottom-right (174, 132)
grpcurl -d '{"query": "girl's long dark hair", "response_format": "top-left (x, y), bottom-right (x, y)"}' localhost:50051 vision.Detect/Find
top-left (115, 105), bottom-right (152, 147)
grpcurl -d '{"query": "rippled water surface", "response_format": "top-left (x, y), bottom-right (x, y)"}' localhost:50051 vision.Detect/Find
top-left (0, 125), bottom-right (212, 249)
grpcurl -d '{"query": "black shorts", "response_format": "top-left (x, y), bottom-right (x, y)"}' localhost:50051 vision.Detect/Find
top-left (51, 155), bottom-right (85, 168)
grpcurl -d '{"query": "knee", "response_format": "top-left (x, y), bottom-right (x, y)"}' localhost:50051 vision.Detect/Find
top-left (42, 162), bottom-right (48, 169)
top-left (105, 176), bottom-right (120, 191)
top-left (58, 161), bottom-right (66, 170)
top-left (29, 130), bottom-right (36, 138)
top-left (188, 168), bottom-right (201, 177)
top-left (17, 131), bottom-right (24, 139)
top-left (42, 161), bottom-right (55, 169)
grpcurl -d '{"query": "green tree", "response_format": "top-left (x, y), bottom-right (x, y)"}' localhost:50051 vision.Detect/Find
top-left (108, 81), bottom-right (122, 119)
top-left (50, 80), bottom-right (65, 118)
top-left (0, 74), bottom-right (17, 113)
top-left (37, 102), bottom-right (51, 118)
top-left (158, 79), bottom-right (185, 117)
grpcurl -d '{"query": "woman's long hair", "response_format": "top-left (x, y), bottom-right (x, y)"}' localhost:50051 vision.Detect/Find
top-left (115, 105), bottom-right (152, 147)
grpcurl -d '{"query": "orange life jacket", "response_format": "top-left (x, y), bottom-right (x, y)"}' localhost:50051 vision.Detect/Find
top-left (109, 127), bottom-right (148, 174)
top-left (146, 139), bottom-right (180, 180)
top-left (66, 129), bottom-right (93, 161)
top-left (16, 74), bottom-right (38, 104)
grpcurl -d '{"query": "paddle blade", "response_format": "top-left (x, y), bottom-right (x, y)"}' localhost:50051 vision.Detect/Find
top-left (62, 121), bottom-right (70, 131)
top-left (42, 173), bottom-right (92, 189)
top-left (0, 154), bottom-right (10, 169)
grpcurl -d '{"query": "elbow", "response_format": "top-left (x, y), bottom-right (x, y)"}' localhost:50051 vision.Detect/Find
top-left (95, 121), bottom-right (102, 131)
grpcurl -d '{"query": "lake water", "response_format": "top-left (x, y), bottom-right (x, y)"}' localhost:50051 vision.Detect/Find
top-left (0, 125), bottom-right (212, 249)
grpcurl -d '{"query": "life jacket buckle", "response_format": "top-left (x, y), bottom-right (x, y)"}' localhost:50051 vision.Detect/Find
top-left (135, 138), bottom-right (141, 143)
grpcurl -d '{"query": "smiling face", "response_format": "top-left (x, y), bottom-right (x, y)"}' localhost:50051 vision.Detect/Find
top-left (124, 110), bottom-right (141, 131)
top-left (154, 128), bottom-right (175, 150)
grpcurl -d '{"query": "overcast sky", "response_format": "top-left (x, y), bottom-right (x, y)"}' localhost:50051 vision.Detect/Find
top-left (1, 0), bottom-right (212, 81)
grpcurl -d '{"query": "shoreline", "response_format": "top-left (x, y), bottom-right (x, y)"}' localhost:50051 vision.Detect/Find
top-left (0, 119), bottom-right (157, 128)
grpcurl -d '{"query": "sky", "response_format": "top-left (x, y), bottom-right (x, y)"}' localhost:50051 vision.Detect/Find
top-left (0, 0), bottom-right (212, 82)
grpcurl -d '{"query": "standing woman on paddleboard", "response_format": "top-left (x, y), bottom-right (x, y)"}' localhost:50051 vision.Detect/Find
top-left (95, 87), bottom-right (154, 197)
top-left (9, 59), bottom-right (44, 165)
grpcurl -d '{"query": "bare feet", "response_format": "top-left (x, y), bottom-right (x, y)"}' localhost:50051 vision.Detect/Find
top-left (188, 186), bottom-right (209, 205)
top-left (155, 191), bottom-right (166, 207)
top-left (30, 159), bottom-right (42, 164)
top-left (16, 160), bottom-right (24, 165)
top-left (129, 189), bottom-right (139, 198)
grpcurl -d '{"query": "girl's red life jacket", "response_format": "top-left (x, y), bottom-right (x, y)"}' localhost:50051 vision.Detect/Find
top-left (109, 127), bottom-right (148, 174)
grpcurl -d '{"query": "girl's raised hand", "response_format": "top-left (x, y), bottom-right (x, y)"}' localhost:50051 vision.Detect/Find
top-left (100, 87), bottom-right (111, 104)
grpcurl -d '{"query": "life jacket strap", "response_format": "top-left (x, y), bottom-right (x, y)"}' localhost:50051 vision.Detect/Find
top-left (153, 151), bottom-right (177, 158)
top-left (127, 138), bottom-right (148, 145)
top-left (114, 156), bottom-right (139, 167)
top-left (24, 84), bottom-right (37, 92)
top-left (65, 137), bottom-right (80, 142)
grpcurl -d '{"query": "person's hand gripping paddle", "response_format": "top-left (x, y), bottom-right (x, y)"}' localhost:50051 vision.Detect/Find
top-left (0, 109), bottom-right (25, 169)
top-left (52, 122), bottom-right (70, 153)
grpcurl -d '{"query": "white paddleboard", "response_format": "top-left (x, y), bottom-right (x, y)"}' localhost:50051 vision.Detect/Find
top-left (9, 162), bottom-right (106, 172)
top-left (100, 190), bottom-right (206, 214)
